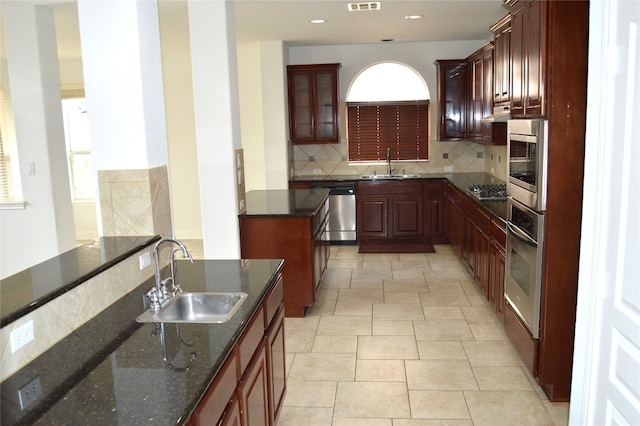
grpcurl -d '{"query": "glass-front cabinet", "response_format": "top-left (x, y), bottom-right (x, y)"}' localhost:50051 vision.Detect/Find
top-left (287, 63), bottom-right (341, 144)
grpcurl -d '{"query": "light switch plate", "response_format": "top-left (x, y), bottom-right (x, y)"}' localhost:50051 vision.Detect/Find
top-left (139, 252), bottom-right (151, 270)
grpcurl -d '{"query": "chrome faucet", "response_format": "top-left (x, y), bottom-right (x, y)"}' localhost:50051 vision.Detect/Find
top-left (148, 238), bottom-right (193, 311)
top-left (386, 147), bottom-right (395, 175)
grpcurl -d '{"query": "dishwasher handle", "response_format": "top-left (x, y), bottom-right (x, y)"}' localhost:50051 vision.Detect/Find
top-left (310, 185), bottom-right (355, 196)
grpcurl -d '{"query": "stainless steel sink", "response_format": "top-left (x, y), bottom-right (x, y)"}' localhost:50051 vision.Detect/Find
top-left (359, 173), bottom-right (420, 180)
top-left (136, 292), bottom-right (248, 323)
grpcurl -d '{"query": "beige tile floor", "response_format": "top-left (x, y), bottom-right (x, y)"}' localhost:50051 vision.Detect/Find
top-left (277, 244), bottom-right (570, 426)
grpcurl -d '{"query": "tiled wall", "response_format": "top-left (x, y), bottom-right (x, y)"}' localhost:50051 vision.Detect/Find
top-left (98, 165), bottom-right (172, 238)
top-left (0, 247), bottom-right (156, 382)
top-left (292, 140), bottom-right (486, 177)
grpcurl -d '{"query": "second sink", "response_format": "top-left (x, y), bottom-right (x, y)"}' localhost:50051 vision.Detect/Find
top-left (136, 292), bottom-right (248, 324)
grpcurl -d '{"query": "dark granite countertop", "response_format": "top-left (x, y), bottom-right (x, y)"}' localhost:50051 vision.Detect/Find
top-left (0, 259), bottom-right (284, 426)
top-left (0, 235), bottom-right (161, 327)
top-left (240, 188), bottom-right (329, 217)
top-left (290, 173), bottom-right (507, 223)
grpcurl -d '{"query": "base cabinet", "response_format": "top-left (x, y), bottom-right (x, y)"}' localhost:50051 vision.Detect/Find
top-left (188, 275), bottom-right (286, 426)
top-left (445, 183), bottom-right (507, 316)
top-left (239, 343), bottom-right (270, 426)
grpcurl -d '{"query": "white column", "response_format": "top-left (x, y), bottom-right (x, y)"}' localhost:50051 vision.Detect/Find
top-left (188, 0), bottom-right (242, 259)
top-left (77, 0), bottom-right (173, 238)
top-left (0, 1), bottom-right (76, 277)
top-left (77, 0), bottom-right (168, 171)
top-left (260, 41), bottom-right (290, 189)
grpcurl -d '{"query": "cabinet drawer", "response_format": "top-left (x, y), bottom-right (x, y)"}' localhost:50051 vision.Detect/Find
top-left (476, 208), bottom-right (491, 233)
top-left (238, 305), bottom-right (265, 374)
top-left (357, 181), bottom-right (423, 195)
top-left (490, 219), bottom-right (507, 249)
top-left (264, 275), bottom-right (284, 327)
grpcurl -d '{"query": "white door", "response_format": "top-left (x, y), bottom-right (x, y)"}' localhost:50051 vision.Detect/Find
top-left (570, 0), bottom-right (640, 424)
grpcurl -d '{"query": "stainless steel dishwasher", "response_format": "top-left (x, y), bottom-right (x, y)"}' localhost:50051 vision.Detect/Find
top-left (311, 184), bottom-right (356, 244)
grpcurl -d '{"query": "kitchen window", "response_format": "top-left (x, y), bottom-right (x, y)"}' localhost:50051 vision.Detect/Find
top-left (346, 62), bottom-right (430, 162)
top-left (0, 87), bottom-right (21, 202)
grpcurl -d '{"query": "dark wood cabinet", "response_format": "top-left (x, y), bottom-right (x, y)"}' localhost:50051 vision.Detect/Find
top-left (358, 195), bottom-right (389, 238)
top-left (188, 275), bottom-right (286, 426)
top-left (287, 63), bottom-right (341, 144)
top-left (392, 195), bottom-right (424, 237)
top-left (424, 180), bottom-right (446, 243)
top-left (468, 43), bottom-right (494, 143)
top-left (435, 47), bottom-right (505, 145)
top-left (238, 342), bottom-right (270, 426)
top-left (491, 14), bottom-right (512, 105)
top-left (444, 182), bottom-right (507, 316)
top-left (434, 60), bottom-right (468, 141)
top-left (266, 307), bottom-right (286, 425)
top-left (508, 0), bottom-right (546, 117)
top-left (239, 192), bottom-right (329, 317)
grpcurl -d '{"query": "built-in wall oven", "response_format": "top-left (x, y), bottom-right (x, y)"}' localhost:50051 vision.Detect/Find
top-left (507, 119), bottom-right (548, 211)
top-left (505, 198), bottom-right (544, 338)
top-left (505, 119), bottom-right (548, 339)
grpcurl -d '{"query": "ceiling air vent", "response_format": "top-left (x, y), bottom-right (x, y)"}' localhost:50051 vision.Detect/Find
top-left (347, 2), bottom-right (381, 12)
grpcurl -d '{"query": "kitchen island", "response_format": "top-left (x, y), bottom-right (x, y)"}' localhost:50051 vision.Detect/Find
top-left (239, 189), bottom-right (330, 317)
top-left (0, 259), bottom-right (285, 426)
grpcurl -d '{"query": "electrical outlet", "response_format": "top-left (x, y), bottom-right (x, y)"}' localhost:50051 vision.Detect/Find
top-left (139, 252), bottom-right (151, 270)
top-left (18, 376), bottom-right (43, 409)
top-left (444, 166), bottom-right (453, 172)
top-left (313, 168), bottom-right (322, 175)
top-left (11, 320), bottom-right (34, 353)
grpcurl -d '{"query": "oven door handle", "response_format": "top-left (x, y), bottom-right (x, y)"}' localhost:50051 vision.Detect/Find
top-left (507, 222), bottom-right (537, 247)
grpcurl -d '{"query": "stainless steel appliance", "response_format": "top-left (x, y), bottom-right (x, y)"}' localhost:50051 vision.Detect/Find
top-left (505, 198), bottom-right (544, 338)
top-left (310, 185), bottom-right (356, 243)
top-left (507, 119), bottom-right (549, 211)
top-left (467, 184), bottom-right (507, 201)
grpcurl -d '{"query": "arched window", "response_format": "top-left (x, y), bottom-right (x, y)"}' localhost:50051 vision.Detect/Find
top-left (346, 62), bottom-right (430, 162)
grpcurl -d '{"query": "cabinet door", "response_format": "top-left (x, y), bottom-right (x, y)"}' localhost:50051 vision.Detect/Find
top-left (435, 60), bottom-right (467, 140)
top-left (425, 181), bottom-right (445, 241)
top-left (238, 342), bottom-right (270, 426)
top-left (475, 228), bottom-right (491, 296)
top-left (510, 1), bottom-right (525, 116)
top-left (313, 69), bottom-right (340, 142)
top-left (289, 71), bottom-right (314, 143)
top-left (392, 195), bottom-right (424, 237)
top-left (481, 49), bottom-right (494, 142)
top-left (220, 395), bottom-right (242, 426)
top-left (357, 195), bottom-right (389, 238)
top-left (523, 0), bottom-right (545, 116)
top-left (493, 17), bottom-right (512, 104)
top-left (469, 55), bottom-right (483, 140)
top-left (267, 307), bottom-right (286, 425)
top-left (489, 243), bottom-right (506, 323)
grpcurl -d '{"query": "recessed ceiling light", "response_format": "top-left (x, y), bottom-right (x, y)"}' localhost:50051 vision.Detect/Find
top-left (309, 19), bottom-right (327, 24)
top-left (405, 15), bottom-right (424, 20)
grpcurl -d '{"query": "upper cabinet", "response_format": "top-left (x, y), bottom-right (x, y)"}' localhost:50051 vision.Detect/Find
top-left (491, 14), bottom-right (512, 105)
top-left (287, 63), bottom-right (341, 144)
top-left (507, 0), bottom-right (546, 117)
top-left (434, 60), bottom-right (468, 141)
top-left (468, 43), bottom-right (495, 143)
top-left (435, 45), bottom-right (505, 145)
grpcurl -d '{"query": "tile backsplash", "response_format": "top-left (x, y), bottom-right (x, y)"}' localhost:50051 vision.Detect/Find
top-left (292, 140), bottom-right (508, 181)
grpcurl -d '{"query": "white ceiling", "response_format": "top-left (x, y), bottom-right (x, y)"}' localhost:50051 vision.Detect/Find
top-left (41, 0), bottom-right (509, 59)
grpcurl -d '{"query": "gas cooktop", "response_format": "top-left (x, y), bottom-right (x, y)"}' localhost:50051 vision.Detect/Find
top-left (467, 184), bottom-right (507, 201)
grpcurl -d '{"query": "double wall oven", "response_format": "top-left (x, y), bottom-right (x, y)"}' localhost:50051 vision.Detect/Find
top-left (505, 119), bottom-right (548, 339)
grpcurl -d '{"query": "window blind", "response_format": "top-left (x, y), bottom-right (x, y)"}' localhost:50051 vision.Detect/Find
top-left (347, 101), bottom-right (429, 162)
